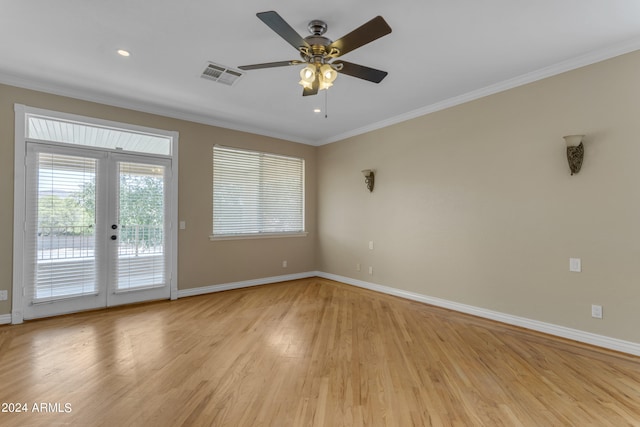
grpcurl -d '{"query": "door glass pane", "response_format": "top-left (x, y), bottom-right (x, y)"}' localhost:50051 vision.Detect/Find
top-left (116, 162), bottom-right (165, 290)
top-left (35, 153), bottom-right (97, 300)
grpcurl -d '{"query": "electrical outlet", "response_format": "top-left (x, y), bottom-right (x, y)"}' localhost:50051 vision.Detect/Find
top-left (282, 260), bottom-right (287, 268)
top-left (0, 290), bottom-right (7, 301)
top-left (356, 263), bottom-right (361, 272)
top-left (369, 241), bottom-right (374, 250)
top-left (368, 266), bottom-right (373, 275)
top-left (591, 304), bottom-right (603, 319)
top-left (569, 258), bottom-right (581, 272)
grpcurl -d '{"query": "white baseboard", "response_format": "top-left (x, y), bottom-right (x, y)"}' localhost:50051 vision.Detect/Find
top-left (176, 271), bottom-right (640, 356)
top-left (316, 272), bottom-right (640, 357)
top-left (177, 271), bottom-right (318, 298)
top-left (0, 314), bottom-right (12, 325)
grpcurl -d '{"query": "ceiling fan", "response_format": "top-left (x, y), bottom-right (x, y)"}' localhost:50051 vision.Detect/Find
top-left (238, 11), bottom-right (392, 96)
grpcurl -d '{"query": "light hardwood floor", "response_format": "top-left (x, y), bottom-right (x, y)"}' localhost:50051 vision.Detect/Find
top-left (1, 278), bottom-right (640, 426)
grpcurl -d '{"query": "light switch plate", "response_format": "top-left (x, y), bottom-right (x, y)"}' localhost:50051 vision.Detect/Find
top-left (591, 304), bottom-right (603, 319)
top-left (569, 258), bottom-right (581, 272)
top-left (0, 290), bottom-right (7, 301)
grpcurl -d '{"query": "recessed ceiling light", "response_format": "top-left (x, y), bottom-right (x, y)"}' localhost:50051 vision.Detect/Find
top-left (117, 49), bottom-right (131, 57)
top-left (313, 108), bottom-right (321, 113)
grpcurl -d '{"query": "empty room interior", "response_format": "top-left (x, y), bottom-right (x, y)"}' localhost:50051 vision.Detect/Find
top-left (2, 1), bottom-right (640, 426)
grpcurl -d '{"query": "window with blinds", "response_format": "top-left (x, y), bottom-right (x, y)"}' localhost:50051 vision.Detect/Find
top-left (212, 145), bottom-right (305, 238)
top-left (27, 151), bottom-right (99, 302)
top-left (116, 162), bottom-right (166, 290)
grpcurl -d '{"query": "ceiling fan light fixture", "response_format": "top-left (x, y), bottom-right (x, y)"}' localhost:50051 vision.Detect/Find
top-left (318, 63), bottom-right (337, 90)
top-left (318, 81), bottom-right (333, 90)
top-left (299, 64), bottom-right (317, 89)
top-left (299, 79), bottom-right (314, 89)
top-left (320, 64), bottom-right (337, 83)
top-left (300, 65), bottom-right (316, 82)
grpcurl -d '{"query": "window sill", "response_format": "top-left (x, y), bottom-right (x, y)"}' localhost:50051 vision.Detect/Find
top-left (209, 232), bottom-right (308, 241)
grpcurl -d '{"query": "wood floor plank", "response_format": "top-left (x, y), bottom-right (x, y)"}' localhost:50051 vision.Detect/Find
top-left (1, 278), bottom-right (640, 426)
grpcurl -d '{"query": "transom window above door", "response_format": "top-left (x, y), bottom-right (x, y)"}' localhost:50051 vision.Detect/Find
top-left (26, 113), bottom-right (173, 156)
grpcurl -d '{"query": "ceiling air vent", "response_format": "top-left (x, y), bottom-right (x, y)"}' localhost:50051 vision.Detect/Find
top-left (201, 62), bottom-right (243, 86)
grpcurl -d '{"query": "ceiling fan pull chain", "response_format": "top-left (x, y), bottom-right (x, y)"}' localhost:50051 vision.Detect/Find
top-left (325, 89), bottom-right (328, 119)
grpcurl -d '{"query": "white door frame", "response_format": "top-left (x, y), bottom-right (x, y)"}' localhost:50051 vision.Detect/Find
top-left (12, 104), bottom-right (179, 323)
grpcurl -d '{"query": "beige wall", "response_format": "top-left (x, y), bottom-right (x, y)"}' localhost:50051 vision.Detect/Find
top-left (317, 50), bottom-right (640, 344)
top-left (0, 84), bottom-right (317, 316)
top-left (3, 50), bottom-right (640, 346)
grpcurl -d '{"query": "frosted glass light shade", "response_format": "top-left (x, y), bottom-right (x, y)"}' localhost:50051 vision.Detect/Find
top-left (563, 135), bottom-right (584, 147)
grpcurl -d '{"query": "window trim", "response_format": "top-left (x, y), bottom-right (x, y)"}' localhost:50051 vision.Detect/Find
top-left (209, 231), bottom-right (308, 241)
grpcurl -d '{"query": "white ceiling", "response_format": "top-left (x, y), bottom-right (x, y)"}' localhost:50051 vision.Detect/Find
top-left (2, 1), bottom-right (640, 146)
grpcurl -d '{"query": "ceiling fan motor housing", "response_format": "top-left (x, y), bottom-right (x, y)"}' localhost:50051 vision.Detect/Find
top-left (302, 20), bottom-right (334, 63)
top-left (307, 20), bottom-right (327, 36)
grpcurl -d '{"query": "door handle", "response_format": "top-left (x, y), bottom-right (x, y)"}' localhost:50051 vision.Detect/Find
top-left (111, 235), bottom-right (117, 241)
top-left (111, 224), bottom-right (118, 230)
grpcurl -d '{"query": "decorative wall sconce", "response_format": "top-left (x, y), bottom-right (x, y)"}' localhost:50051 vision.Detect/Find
top-left (361, 169), bottom-right (375, 192)
top-left (563, 135), bottom-right (585, 175)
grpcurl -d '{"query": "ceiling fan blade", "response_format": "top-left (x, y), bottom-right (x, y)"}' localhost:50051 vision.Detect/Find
top-left (257, 11), bottom-right (310, 51)
top-left (328, 16), bottom-right (391, 57)
top-left (333, 61), bottom-right (388, 83)
top-left (239, 60), bottom-right (303, 70)
top-left (302, 75), bottom-right (319, 96)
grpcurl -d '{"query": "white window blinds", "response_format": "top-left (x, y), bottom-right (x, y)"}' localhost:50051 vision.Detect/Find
top-left (26, 150), bottom-right (99, 302)
top-left (115, 162), bottom-right (166, 291)
top-left (212, 146), bottom-right (305, 237)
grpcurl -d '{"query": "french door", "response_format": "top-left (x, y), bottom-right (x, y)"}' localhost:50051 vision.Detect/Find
top-left (22, 144), bottom-right (171, 320)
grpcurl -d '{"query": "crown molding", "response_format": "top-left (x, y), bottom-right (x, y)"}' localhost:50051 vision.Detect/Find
top-left (318, 36), bottom-right (640, 145)
top-left (2, 36), bottom-right (640, 147)
top-left (0, 71), bottom-right (313, 146)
